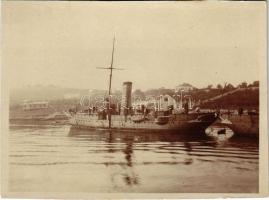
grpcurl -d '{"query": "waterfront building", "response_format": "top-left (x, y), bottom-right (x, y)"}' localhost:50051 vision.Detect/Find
top-left (22, 101), bottom-right (49, 111)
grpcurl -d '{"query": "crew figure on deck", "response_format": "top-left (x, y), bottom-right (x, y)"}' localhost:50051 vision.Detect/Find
top-left (184, 101), bottom-right (189, 114)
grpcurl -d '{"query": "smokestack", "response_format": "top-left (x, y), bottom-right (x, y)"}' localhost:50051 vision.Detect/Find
top-left (121, 82), bottom-right (132, 115)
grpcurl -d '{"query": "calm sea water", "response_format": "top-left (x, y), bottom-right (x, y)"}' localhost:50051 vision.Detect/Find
top-left (9, 124), bottom-right (258, 193)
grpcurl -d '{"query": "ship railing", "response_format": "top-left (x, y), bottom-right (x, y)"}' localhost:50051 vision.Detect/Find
top-left (76, 112), bottom-right (98, 117)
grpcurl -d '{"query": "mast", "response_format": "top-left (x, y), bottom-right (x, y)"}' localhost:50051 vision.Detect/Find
top-left (109, 36), bottom-right (115, 96)
top-left (107, 36), bottom-right (115, 128)
top-left (97, 36), bottom-right (123, 129)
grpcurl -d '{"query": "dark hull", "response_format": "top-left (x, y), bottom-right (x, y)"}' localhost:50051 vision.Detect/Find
top-left (70, 112), bottom-right (217, 134)
top-left (70, 120), bottom-right (214, 134)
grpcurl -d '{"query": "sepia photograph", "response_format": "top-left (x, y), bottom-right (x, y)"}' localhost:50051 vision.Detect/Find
top-left (1, 1), bottom-right (268, 198)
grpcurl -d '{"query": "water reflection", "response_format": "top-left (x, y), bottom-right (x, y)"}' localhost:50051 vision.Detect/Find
top-left (68, 127), bottom-right (258, 149)
top-left (68, 127), bottom-right (258, 171)
top-left (68, 127), bottom-right (211, 143)
top-left (183, 142), bottom-right (193, 165)
top-left (9, 125), bottom-right (259, 193)
top-left (68, 128), bottom-right (211, 187)
top-left (122, 139), bottom-right (139, 186)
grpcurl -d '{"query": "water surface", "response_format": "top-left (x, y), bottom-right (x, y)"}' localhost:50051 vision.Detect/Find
top-left (9, 124), bottom-right (258, 193)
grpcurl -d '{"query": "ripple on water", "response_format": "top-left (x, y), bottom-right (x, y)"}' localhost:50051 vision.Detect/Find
top-left (8, 124), bottom-right (259, 193)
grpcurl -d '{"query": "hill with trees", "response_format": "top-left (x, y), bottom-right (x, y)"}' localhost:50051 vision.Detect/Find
top-left (10, 81), bottom-right (259, 111)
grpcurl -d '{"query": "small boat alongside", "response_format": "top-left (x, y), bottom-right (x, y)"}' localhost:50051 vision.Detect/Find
top-left (219, 112), bottom-right (259, 137)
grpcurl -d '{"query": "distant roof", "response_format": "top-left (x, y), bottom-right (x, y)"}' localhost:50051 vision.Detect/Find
top-left (176, 83), bottom-right (194, 87)
top-left (22, 101), bottom-right (48, 104)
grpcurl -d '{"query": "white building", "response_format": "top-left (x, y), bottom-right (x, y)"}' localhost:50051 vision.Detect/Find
top-left (158, 94), bottom-right (177, 111)
top-left (22, 101), bottom-right (49, 111)
top-left (175, 83), bottom-right (195, 93)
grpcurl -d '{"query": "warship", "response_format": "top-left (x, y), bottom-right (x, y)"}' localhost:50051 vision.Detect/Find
top-left (70, 37), bottom-right (218, 132)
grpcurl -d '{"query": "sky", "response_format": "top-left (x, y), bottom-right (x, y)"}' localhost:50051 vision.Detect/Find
top-left (3, 1), bottom-right (266, 91)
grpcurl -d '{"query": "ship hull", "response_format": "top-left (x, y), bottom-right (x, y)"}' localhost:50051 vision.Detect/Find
top-left (70, 113), bottom-right (217, 133)
top-left (70, 122), bottom-right (213, 133)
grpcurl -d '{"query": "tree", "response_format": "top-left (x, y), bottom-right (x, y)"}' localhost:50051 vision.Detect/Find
top-left (144, 88), bottom-right (174, 97)
top-left (239, 82), bottom-right (248, 88)
top-left (225, 83), bottom-right (235, 90)
top-left (252, 81), bottom-right (259, 87)
top-left (217, 84), bottom-right (223, 90)
top-left (207, 84), bottom-right (213, 90)
top-left (133, 89), bottom-right (145, 100)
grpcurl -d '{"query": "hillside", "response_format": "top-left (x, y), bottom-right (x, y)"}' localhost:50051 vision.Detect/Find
top-left (10, 83), bottom-right (259, 111)
top-left (200, 87), bottom-right (259, 109)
